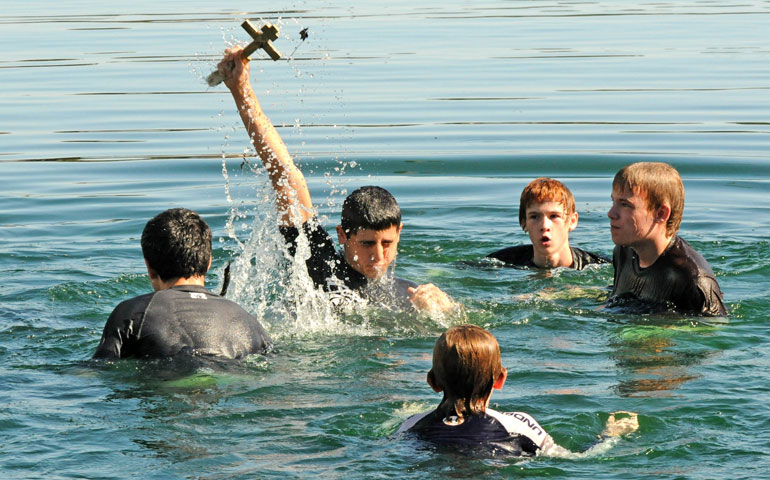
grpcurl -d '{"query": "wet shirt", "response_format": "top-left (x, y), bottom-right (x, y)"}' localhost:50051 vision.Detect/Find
top-left (395, 408), bottom-right (555, 456)
top-left (608, 235), bottom-right (727, 316)
top-left (487, 245), bottom-right (609, 270)
top-left (280, 218), bottom-right (417, 311)
top-left (93, 285), bottom-right (272, 359)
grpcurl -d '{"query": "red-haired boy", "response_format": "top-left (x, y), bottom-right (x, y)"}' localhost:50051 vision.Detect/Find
top-left (488, 177), bottom-right (608, 269)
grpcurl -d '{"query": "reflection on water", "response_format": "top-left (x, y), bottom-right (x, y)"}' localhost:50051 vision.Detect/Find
top-left (609, 322), bottom-right (719, 398)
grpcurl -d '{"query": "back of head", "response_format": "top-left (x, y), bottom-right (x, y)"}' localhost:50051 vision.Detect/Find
top-left (141, 208), bottom-right (212, 281)
top-left (518, 177), bottom-right (575, 228)
top-left (340, 185), bottom-right (401, 235)
top-left (613, 162), bottom-right (684, 236)
top-left (430, 324), bottom-right (504, 421)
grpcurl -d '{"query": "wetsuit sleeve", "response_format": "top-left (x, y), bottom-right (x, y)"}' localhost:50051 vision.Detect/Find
top-left (694, 275), bottom-right (728, 316)
top-left (280, 218), bottom-right (339, 288)
top-left (92, 300), bottom-right (145, 359)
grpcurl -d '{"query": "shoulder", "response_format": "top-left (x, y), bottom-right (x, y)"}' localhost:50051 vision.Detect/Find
top-left (394, 276), bottom-right (418, 290)
top-left (394, 411), bottom-right (432, 436)
top-left (486, 409), bottom-right (552, 450)
top-left (665, 236), bottom-right (717, 275)
top-left (109, 291), bottom-right (156, 319)
top-left (487, 245), bottom-right (535, 267)
top-left (280, 216), bottom-right (335, 251)
top-left (570, 247), bottom-right (610, 269)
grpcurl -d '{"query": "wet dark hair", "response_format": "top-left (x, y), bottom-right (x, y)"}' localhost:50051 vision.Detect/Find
top-left (141, 208), bottom-right (212, 281)
top-left (340, 186), bottom-right (401, 235)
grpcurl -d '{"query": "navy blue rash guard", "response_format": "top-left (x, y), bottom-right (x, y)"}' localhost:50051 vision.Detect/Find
top-left (395, 408), bottom-right (555, 456)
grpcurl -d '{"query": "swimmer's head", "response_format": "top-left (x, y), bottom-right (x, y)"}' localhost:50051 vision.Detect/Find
top-left (141, 208), bottom-right (212, 281)
top-left (340, 186), bottom-right (401, 236)
top-left (337, 186), bottom-right (403, 279)
top-left (518, 177), bottom-right (576, 229)
top-left (612, 162), bottom-right (684, 236)
top-left (428, 324), bottom-right (507, 421)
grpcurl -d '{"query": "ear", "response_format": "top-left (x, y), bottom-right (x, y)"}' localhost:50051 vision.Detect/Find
top-left (493, 368), bottom-right (508, 390)
top-left (206, 255), bottom-right (213, 273)
top-left (144, 259), bottom-right (159, 280)
top-left (144, 259), bottom-right (162, 292)
top-left (569, 211), bottom-right (579, 231)
top-left (655, 204), bottom-right (671, 225)
top-left (427, 370), bottom-right (442, 393)
top-left (336, 225), bottom-right (348, 244)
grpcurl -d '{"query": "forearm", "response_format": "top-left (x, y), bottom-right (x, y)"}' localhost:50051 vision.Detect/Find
top-left (219, 46), bottom-right (313, 227)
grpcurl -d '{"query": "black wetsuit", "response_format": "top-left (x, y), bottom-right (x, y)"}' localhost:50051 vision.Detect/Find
top-left (395, 408), bottom-right (555, 456)
top-left (93, 285), bottom-right (272, 359)
top-left (280, 218), bottom-right (416, 310)
top-left (487, 245), bottom-right (609, 270)
top-left (607, 235), bottom-right (727, 316)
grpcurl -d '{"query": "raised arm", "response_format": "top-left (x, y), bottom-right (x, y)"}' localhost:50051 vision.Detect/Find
top-left (217, 46), bottom-right (313, 227)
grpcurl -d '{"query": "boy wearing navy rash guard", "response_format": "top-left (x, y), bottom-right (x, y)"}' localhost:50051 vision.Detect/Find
top-left (93, 208), bottom-right (272, 359)
top-left (396, 324), bottom-right (638, 456)
top-left (216, 46), bottom-right (456, 315)
top-left (607, 162), bottom-right (727, 315)
top-left (487, 177), bottom-right (608, 270)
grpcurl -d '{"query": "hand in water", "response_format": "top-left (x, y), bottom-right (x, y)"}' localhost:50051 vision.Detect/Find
top-left (602, 411), bottom-right (639, 437)
top-left (408, 283), bottom-right (457, 316)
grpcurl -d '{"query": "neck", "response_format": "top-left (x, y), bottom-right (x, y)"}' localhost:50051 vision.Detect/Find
top-left (633, 234), bottom-right (674, 268)
top-left (533, 245), bottom-right (573, 268)
top-left (152, 275), bottom-right (206, 291)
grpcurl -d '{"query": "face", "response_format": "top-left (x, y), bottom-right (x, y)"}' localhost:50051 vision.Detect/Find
top-left (523, 201), bottom-right (577, 257)
top-left (337, 224), bottom-right (402, 279)
top-left (607, 186), bottom-right (658, 247)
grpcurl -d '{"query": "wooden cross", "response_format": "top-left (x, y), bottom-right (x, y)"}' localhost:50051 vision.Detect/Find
top-left (206, 20), bottom-right (282, 86)
top-left (240, 20), bottom-right (282, 61)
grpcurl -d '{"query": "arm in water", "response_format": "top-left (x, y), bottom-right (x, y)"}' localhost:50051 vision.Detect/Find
top-left (541, 411), bottom-right (639, 458)
top-left (217, 46), bottom-right (312, 227)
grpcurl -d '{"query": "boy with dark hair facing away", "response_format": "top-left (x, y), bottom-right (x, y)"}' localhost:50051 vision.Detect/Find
top-left (216, 47), bottom-right (455, 314)
top-left (93, 208), bottom-right (272, 359)
top-left (488, 177), bottom-right (608, 269)
top-left (396, 324), bottom-right (638, 455)
top-left (607, 162), bottom-right (727, 315)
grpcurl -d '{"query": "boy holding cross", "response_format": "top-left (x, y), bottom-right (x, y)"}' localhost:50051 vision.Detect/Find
top-left (215, 46), bottom-right (456, 315)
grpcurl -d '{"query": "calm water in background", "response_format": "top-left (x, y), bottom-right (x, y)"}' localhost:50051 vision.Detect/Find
top-left (2, 1), bottom-right (770, 478)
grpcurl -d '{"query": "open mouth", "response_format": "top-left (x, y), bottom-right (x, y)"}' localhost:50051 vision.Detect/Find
top-left (540, 235), bottom-right (551, 245)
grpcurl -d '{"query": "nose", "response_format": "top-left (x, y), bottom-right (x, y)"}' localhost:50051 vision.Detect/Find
top-left (540, 216), bottom-right (551, 231)
top-left (608, 203), bottom-right (617, 220)
top-left (371, 243), bottom-right (384, 262)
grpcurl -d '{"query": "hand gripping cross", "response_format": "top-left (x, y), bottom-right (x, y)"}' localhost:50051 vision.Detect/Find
top-left (207, 20), bottom-right (282, 86)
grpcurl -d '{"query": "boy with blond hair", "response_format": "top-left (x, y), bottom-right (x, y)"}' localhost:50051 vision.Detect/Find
top-left (488, 177), bottom-right (608, 269)
top-left (607, 162), bottom-right (726, 315)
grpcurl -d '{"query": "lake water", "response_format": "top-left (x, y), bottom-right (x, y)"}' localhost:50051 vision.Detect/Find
top-left (2, 1), bottom-right (770, 478)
